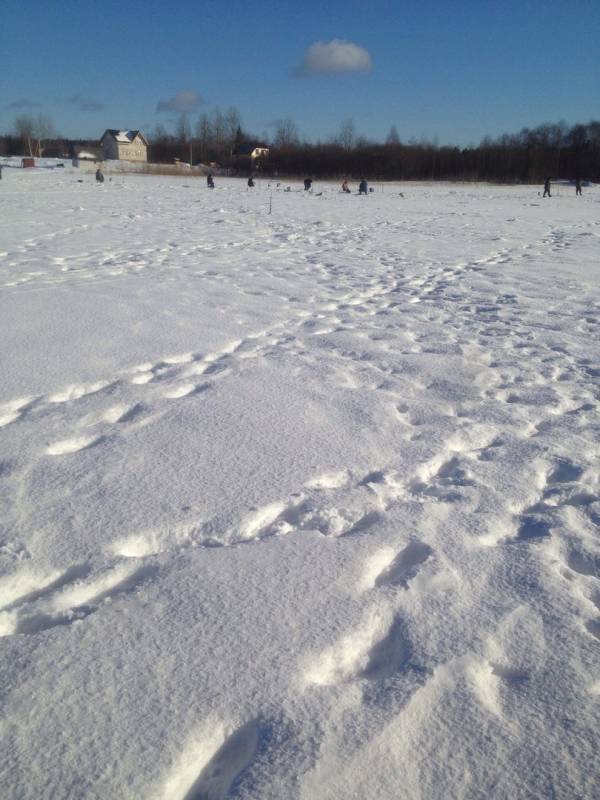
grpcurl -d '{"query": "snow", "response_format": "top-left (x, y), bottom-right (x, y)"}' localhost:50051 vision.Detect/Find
top-left (113, 131), bottom-right (136, 143)
top-left (1, 169), bottom-right (599, 799)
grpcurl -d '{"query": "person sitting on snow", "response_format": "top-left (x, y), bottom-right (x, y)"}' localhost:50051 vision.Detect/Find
top-left (95, 168), bottom-right (104, 183)
top-left (341, 178), bottom-right (351, 193)
top-left (248, 176), bottom-right (255, 188)
top-left (207, 173), bottom-right (215, 189)
top-left (359, 178), bottom-right (368, 195)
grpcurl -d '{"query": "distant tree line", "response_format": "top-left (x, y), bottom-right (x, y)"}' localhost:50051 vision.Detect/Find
top-left (146, 116), bottom-right (600, 182)
top-left (1, 113), bottom-right (599, 183)
top-left (150, 107), bottom-right (247, 164)
top-left (265, 120), bottom-right (600, 183)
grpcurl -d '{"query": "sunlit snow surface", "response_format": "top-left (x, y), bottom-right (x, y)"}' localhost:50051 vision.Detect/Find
top-left (1, 170), bottom-right (599, 799)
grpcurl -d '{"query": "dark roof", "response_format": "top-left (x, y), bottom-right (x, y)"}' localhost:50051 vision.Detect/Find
top-left (101, 129), bottom-right (149, 145)
top-left (233, 142), bottom-right (269, 156)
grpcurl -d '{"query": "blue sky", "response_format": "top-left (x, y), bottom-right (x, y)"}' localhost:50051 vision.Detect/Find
top-left (2, 0), bottom-right (599, 145)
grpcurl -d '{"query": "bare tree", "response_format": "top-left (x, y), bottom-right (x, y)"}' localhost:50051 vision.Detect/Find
top-left (211, 108), bottom-right (227, 157)
top-left (175, 114), bottom-right (190, 143)
top-left (14, 114), bottom-right (35, 156)
top-left (224, 107), bottom-right (243, 154)
top-left (195, 112), bottom-right (213, 160)
top-left (273, 117), bottom-right (299, 148)
top-left (14, 113), bottom-right (56, 156)
top-left (152, 123), bottom-right (169, 142)
top-left (35, 114), bottom-right (56, 153)
top-left (337, 118), bottom-right (355, 150)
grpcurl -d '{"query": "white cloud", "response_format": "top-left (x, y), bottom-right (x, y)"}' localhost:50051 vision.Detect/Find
top-left (296, 39), bottom-right (373, 77)
top-left (157, 90), bottom-right (202, 113)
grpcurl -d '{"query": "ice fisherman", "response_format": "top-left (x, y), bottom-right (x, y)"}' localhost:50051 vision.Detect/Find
top-left (575, 177), bottom-right (582, 196)
top-left (95, 168), bottom-right (104, 183)
top-left (543, 178), bottom-right (551, 197)
top-left (248, 176), bottom-right (255, 188)
top-left (341, 178), bottom-right (351, 193)
top-left (207, 173), bottom-right (215, 189)
top-left (304, 178), bottom-right (312, 191)
top-left (359, 178), bottom-right (368, 195)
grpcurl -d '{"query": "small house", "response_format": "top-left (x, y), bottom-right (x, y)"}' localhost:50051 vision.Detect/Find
top-left (232, 142), bottom-right (269, 171)
top-left (72, 145), bottom-right (103, 166)
top-left (101, 130), bottom-right (148, 162)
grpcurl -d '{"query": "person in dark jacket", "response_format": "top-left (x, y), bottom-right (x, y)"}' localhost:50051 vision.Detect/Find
top-left (95, 168), bottom-right (104, 183)
top-left (207, 173), bottom-right (215, 188)
top-left (359, 178), bottom-right (368, 195)
top-left (248, 176), bottom-right (255, 188)
top-left (575, 177), bottom-right (582, 196)
top-left (304, 178), bottom-right (312, 191)
top-left (543, 178), bottom-right (551, 197)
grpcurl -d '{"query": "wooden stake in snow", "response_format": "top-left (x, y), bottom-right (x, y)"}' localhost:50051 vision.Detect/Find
top-left (269, 190), bottom-right (272, 215)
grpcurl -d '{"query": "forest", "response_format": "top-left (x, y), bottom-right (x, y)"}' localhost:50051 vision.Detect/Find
top-left (2, 111), bottom-right (598, 183)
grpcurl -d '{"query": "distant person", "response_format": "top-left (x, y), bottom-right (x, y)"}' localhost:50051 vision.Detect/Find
top-left (207, 173), bottom-right (215, 189)
top-left (95, 167), bottom-right (104, 183)
top-left (341, 178), bottom-right (350, 193)
top-left (575, 177), bottom-right (582, 196)
top-left (359, 178), bottom-right (368, 195)
top-left (247, 176), bottom-right (255, 188)
top-left (543, 178), bottom-right (551, 197)
top-left (304, 178), bottom-right (312, 191)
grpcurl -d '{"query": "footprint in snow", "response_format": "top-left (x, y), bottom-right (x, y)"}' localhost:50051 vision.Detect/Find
top-left (360, 541), bottom-right (432, 592)
top-left (304, 611), bottom-right (411, 687)
top-left (160, 719), bottom-right (259, 800)
top-left (46, 434), bottom-right (103, 455)
top-left (0, 562), bottom-right (157, 637)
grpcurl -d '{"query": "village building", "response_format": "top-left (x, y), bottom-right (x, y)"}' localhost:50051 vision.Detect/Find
top-left (101, 130), bottom-right (148, 162)
top-left (72, 145), bottom-right (103, 165)
top-left (232, 142), bottom-right (269, 171)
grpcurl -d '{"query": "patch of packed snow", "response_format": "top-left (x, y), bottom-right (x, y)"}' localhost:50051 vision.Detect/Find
top-left (1, 170), bottom-right (599, 798)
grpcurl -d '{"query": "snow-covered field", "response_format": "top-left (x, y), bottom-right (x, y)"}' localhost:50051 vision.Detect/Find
top-left (1, 170), bottom-right (599, 799)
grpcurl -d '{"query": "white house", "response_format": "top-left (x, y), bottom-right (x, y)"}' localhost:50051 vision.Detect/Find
top-left (101, 130), bottom-right (148, 162)
top-left (72, 145), bottom-right (103, 161)
top-left (234, 142), bottom-right (269, 160)
top-left (232, 142), bottom-right (270, 171)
